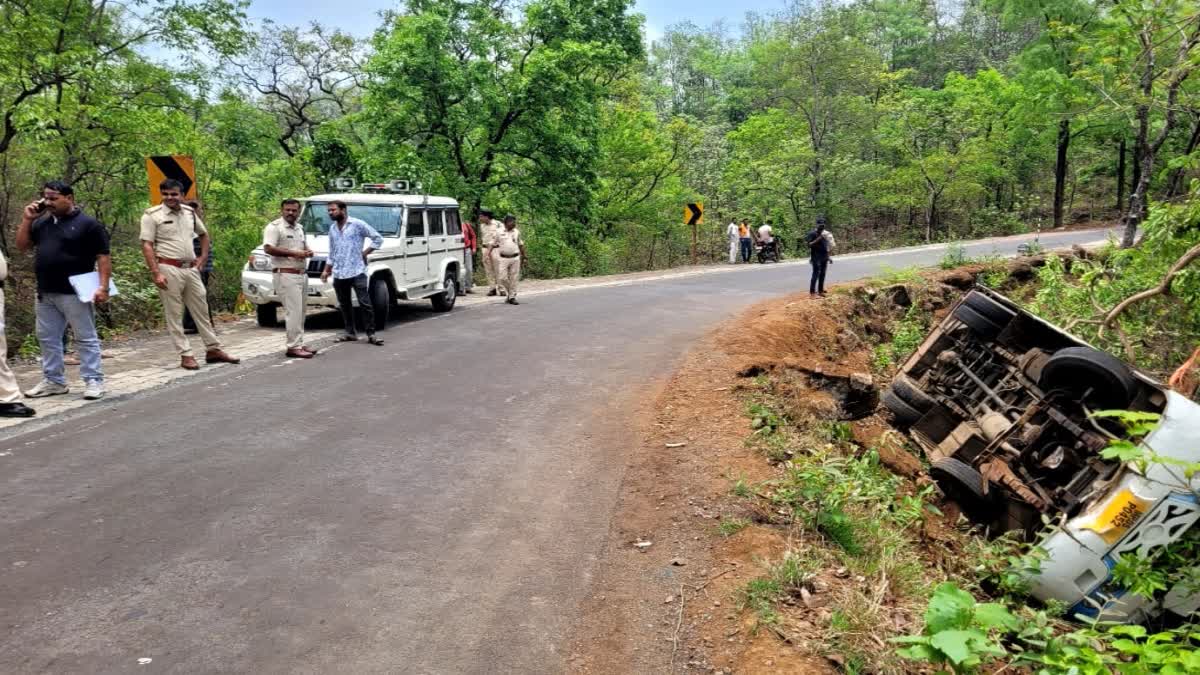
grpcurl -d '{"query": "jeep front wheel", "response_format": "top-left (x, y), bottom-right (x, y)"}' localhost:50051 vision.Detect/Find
top-left (256, 302), bottom-right (279, 328)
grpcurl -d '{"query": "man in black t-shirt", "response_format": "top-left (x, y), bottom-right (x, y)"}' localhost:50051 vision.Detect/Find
top-left (16, 180), bottom-right (111, 400)
top-left (805, 216), bottom-right (832, 297)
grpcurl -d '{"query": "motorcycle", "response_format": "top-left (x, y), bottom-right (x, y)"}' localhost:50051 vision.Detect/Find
top-left (756, 238), bottom-right (782, 264)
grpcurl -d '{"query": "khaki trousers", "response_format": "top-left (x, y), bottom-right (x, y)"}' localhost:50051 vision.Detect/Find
top-left (498, 255), bottom-right (521, 298)
top-left (159, 264), bottom-right (222, 358)
top-left (274, 272), bottom-right (306, 349)
top-left (483, 248), bottom-right (498, 290)
top-left (0, 290), bottom-right (22, 403)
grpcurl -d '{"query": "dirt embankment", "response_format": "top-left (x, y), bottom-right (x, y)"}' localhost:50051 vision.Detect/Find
top-left (567, 256), bottom-right (1065, 673)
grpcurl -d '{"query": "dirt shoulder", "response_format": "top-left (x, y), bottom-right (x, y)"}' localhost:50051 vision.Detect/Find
top-left (566, 254), bottom-right (1077, 673)
top-left (567, 289), bottom-right (887, 673)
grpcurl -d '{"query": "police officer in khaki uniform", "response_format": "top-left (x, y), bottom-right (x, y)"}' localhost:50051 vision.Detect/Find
top-left (140, 179), bottom-right (240, 370)
top-left (478, 210), bottom-right (503, 296)
top-left (495, 214), bottom-right (526, 305)
top-left (263, 198), bottom-right (315, 359)
top-left (0, 248), bottom-right (35, 417)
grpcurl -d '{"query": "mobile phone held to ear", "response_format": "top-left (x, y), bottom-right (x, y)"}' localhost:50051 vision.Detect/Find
top-left (34, 199), bottom-right (47, 213)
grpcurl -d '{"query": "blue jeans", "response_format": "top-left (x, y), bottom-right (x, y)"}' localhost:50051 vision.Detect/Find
top-left (36, 292), bottom-right (103, 385)
top-left (739, 238), bottom-right (752, 262)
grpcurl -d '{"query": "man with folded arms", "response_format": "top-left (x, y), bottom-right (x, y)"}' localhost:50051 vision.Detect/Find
top-left (140, 179), bottom-right (240, 370)
top-left (263, 199), bottom-right (315, 358)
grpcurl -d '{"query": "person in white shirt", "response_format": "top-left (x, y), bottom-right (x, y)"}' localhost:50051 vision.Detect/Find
top-left (757, 221), bottom-right (774, 243)
top-left (726, 220), bottom-right (739, 263)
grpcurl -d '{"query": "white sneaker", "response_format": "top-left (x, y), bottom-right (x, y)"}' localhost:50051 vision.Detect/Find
top-left (26, 380), bottom-right (69, 398)
top-left (82, 381), bottom-right (105, 400)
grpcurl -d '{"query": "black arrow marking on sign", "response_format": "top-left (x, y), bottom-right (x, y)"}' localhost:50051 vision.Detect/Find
top-left (151, 156), bottom-right (193, 196)
top-left (686, 203), bottom-right (703, 226)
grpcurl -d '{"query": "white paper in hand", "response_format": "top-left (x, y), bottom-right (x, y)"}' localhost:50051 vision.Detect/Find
top-left (68, 272), bottom-right (118, 304)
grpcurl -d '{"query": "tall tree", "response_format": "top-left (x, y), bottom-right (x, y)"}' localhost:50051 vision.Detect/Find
top-left (365, 0), bottom-right (644, 225)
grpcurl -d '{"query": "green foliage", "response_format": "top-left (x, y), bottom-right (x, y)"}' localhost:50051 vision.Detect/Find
top-left (1031, 197), bottom-right (1200, 377)
top-left (893, 582), bottom-right (1018, 673)
top-left (747, 402), bottom-right (784, 436)
top-left (969, 533), bottom-right (1047, 599)
top-left (941, 242), bottom-right (969, 269)
top-left (16, 333), bottom-right (40, 359)
top-left (717, 517), bottom-right (750, 537)
top-left (731, 478), bottom-right (753, 499)
top-left (740, 577), bottom-right (783, 625)
top-left (816, 507), bottom-right (863, 555)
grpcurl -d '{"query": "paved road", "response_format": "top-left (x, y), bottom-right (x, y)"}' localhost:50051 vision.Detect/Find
top-left (0, 229), bottom-right (1110, 674)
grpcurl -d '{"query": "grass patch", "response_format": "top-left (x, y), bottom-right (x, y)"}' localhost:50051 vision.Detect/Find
top-left (717, 517), bottom-right (750, 537)
top-left (736, 387), bottom-right (953, 670)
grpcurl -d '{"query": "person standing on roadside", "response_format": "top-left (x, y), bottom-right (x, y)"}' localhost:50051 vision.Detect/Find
top-left (181, 199), bottom-right (214, 334)
top-left (0, 248), bottom-right (35, 417)
top-left (738, 219), bottom-right (753, 263)
top-left (726, 220), bottom-right (739, 264)
top-left (16, 180), bottom-right (109, 400)
top-left (140, 179), bottom-right (241, 370)
top-left (478, 210), bottom-right (503, 296)
top-left (263, 199), bottom-right (315, 359)
top-left (461, 217), bottom-right (477, 295)
top-left (320, 200), bottom-right (385, 346)
top-left (495, 214), bottom-right (526, 305)
top-left (805, 216), bottom-right (832, 297)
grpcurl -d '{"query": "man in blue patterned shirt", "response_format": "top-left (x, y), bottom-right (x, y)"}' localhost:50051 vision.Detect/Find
top-left (319, 200), bottom-right (385, 346)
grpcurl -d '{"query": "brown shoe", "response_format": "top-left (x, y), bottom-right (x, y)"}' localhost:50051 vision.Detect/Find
top-left (205, 349), bottom-right (241, 364)
top-left (286, 348), bottom-right (315, 359)
top-left (181, 355), bottom-right (200, 370)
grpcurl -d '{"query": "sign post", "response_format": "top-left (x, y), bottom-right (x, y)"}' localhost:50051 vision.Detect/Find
top-left (684, 202), bottom-right (704, 265)
top-left (146, 156), bottom-right (197, 205)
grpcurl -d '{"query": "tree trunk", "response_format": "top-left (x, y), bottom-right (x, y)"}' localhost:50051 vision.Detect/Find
top-left (1054, 119), bottom-right (1070, 228)
top-left (1123, 100), bottom-right (1152, 248)
top-left (1129, 140), bottom-right (1142, 215)
top-left (1116, 137), bottom-right (1127, 211)
top-left (1167, 112), bottom-right (1200, 198)
top-left (925, 193), bottom-right (937, 243)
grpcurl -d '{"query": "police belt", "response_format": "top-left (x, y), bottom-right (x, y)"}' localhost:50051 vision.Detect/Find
top-left (499, 252), bottom-right (520, 258)
top-left (156, 256), bottom-right (195, 269)
top-left (273, 268), bottom-right (305, 274)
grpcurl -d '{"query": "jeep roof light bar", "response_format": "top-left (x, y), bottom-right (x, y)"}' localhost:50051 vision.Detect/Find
top-left (359, 179), bottom-right (417, 194)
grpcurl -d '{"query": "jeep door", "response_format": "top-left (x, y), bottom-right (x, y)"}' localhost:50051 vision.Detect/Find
top-left (445, 209), bottom-right (464, 284)
top-left (427, 208), bottom-right (450, 280)
top-left (403, 207), bottom-right (430, 286)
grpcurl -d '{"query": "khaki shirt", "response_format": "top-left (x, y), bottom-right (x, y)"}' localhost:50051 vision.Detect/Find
top-left (263, 218), bottom-right (307, 270)
top-left (496, 227), bottom-right (524, 256)
top-left (477, 220), bottom-right (495, 248)
top-left (140, 204), bottom-right (207, 262)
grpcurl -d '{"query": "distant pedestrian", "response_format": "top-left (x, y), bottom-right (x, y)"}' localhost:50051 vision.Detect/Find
top-left (16, 180), bottom-right (109, 400)
top-left (461, 218), bottom-right (477, 294)
top-left (726, 220), bottom-right (739, 263)
top-left (181, 199), bottom-right (214, 334)
top-left (478, 210), bottom-right (503, 296)
top-left (140, 179), bottom-right (241, 370)
top-left (805, 216), bottom-right (832, 297)
top-left (495, 215), bottom-right (526, 305)
top-left (320, 200), bottom-right (385, 345)
top-left (0, 248), bottom-right (35, 417)
top-left (263, 199), bottom-right (315, 358)
top-left (738, 220), bottom-right (752, 263)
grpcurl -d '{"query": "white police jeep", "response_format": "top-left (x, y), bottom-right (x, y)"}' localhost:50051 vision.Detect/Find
top-left (242, 182), bottom-right (467, 329)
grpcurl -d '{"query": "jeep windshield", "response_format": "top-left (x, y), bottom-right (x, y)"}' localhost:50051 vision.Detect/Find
top-left (299, 202), bottom-right (403, 236)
